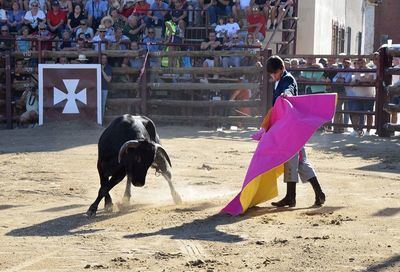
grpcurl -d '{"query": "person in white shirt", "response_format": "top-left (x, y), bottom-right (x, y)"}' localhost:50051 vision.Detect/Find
top-left (214, 17), bottom-right (227, 41)
top-left (225, 16), bottom-right (240, 38)
top-left (23, 0), bottom-right (46, 31)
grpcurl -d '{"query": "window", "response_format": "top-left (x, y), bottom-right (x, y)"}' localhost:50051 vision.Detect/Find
top-left (346, 27), bottom-right (351, 54)
top-left (332, 21), bottom-right (346, 54)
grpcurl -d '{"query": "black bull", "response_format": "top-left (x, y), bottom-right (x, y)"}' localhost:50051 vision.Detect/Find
top-left (86, 115), bottom-right (172, 217)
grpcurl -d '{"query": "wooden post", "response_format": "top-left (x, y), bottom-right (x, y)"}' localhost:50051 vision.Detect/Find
top-left (38, 39), bottom-right (42, 64)
top-left (376, 47), bottom-right (391, 137)
top-left (261, 49), bottom-right (273, 115)
top-left (5, 54), bottom-right (12, 129)
top-left (140, 51), bottom-right (149, 115)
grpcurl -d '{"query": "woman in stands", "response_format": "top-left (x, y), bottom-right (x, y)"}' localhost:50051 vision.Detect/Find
top-left (7, 1), bottom-right (26, 33)
top-left (67, 3), bottom-right (85, 35)
top-left (23, 0), bottom-right (46, 32)
top-left (58, 0), bottom-right (72, 14)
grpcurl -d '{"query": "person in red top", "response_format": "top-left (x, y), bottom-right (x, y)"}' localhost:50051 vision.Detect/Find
top-left (47, 1), bottom-right (67, 38)
top-left (120, 0), bottom-right (136, 18)
top-left (133, 0), bottom-right (150, 17)
top-left (247, 6), bottom-right (267, 41)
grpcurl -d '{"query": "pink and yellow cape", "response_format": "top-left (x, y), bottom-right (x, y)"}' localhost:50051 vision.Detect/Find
top-left (222, 94), bottom-right (336, 216)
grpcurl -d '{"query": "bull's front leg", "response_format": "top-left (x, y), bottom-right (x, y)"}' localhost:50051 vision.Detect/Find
top-left (86, 171), bottom-right (125, 218)
top-left (122, 180), bottom-right (132, 206)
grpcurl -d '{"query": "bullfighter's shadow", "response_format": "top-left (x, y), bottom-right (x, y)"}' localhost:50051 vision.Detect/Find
top-left (5, 204), bottom-right (146, 237)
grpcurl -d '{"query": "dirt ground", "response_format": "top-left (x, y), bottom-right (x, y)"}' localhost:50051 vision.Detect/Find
top-left (0, 121), bottom-right (399, 272)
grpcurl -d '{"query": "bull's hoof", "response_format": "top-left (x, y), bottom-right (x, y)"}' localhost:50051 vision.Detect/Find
top-left (122, 196), bottom-right (130, 207)
top-left (104, 203), bottom-right (114, 213)
top-left (86, 208), bottom-right (97, 218)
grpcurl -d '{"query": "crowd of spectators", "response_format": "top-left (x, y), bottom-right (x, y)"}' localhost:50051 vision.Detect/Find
top-left (283, 54), bottom-right (378, 136)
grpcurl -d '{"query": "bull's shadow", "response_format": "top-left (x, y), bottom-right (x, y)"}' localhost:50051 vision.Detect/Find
top-left (124, 213), bottom-right (244, 243)
top-left (5, 205), bottom-right (145, 237)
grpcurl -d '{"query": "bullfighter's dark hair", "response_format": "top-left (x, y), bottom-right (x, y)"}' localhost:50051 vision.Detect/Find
top-left (266, 55), bottom-right (285, 74)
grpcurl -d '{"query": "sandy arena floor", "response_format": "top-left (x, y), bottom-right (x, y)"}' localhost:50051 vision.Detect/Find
top-left (0, 122), bottom-right (399, 272)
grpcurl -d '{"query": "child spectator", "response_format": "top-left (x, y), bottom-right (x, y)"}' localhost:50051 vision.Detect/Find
top-left (225, 15), bottom-right (239, 38)
top-left (59, 30), bottom-right (72, 49)
top-left (16, 26), bottom-right (32, 52)
top-left (47, 1), bottom-right (67, 38)
top-left (7, 1), bottom-right (25, 33)
top-left (215, 17), bottom-right (227, 41)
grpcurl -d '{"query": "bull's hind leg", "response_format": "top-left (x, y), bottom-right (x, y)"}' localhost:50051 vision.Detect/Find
top-left (86, 171), bottom-right (125, 218)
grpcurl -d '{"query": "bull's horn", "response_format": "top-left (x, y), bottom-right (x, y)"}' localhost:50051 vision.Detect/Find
top-left (118, 140), bottom-right (140, 163)
top-left (154, 143), bottom-right (172, 167)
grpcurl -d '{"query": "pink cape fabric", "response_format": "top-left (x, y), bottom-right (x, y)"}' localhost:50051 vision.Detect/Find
top-left (222, 94), bottom-right (337, 216)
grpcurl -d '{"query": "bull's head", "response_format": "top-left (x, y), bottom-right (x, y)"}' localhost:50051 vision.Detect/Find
top-left (118, 140), bottom-right (171, 187)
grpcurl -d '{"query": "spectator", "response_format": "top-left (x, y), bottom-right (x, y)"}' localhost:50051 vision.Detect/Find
top-left (59, 30), bottom-right (72, 49)
top-left (170, 0), bottom-right (187, 28)
top-left (23, 0), bottom-right (46, 32)
top-left (120, 0), bottom-right (135, 18)
top-left (232, 0), bottom-right (251, 21)
top-left (298, 57), bottom-right (325, 94)
top-left (253, 0), bottom-right (271, 18)
top-left (110, 7), bottom-right (127, 30)
top-left (92, 24), bottom-right (110, 50)
top-left (186, 0), bottom-right (201, 26)
top-left (67, 3), bottom-right (85, 35)
top-left (222, 34), bottom-right (243, 69)
top-left (208, 0), bottom-right (232, 26)
top-left (58, 55), bottom-right (68, 63)
top-left (200, 31), bottom-right (221, 83)
top-left (270, 0), bottom-right (293, 29)
top-left (215, 17), bottom-right (227, 41)
top-left (123, 15), bottom-right (145, 42)
top-left (142, 27), bottom-right (162, 67)
top-left (129, 40), bottom-right (142, 69)
top-left (7, 1), bottom-right (25, 32)
top-left (100, 15), bottom-right (115, 36)
top-left (47, 1), bottom-right (67, 38)
top-left (349, 58), bottom-right (376, 136)
top-left (100, 54), bottom-right (112, 118)
top-left (76, 53), bottom-right (88, 63)
top-left (225, 15), bottom-right (239, 38)
top-left (243, 32), bottom-right (261, 66)
top-left (17, 87), bottom-right (38, 127)
top-left (109, 27), bottom-right (130, 49)
top-left (133, 0), bottom-right (150, 21)
top-left (16, 26), bottom-right (31, 52)
top-left (148, 0), bottom-right (169, 27)
top-left (289, 58), bottom-right (301, 78)
top-left (0, 25), bottom-right (13, 51)
top-left (27, 0), bottom-right (47, 12)
top-left (391, 57), bottom-right (400, 125)
top-left (34, 21), bottom-right (53, 50)
top-left (85, 0), bottom-right (108, 29)
top-left (332, 57), bottom-right (353, 132)
top-left (199, 0), bottom-right (213, 24)
top-left (247, 5), bottom-right (267, 41)
top-left (58, 0), bottom-right (72, 13)
top-left (76, 19), bottom-right (94, 41)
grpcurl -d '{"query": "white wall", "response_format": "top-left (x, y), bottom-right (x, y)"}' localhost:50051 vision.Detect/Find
top-left (296, 0), bottom-right (364, 54)
top-left (362, 1), bottom-right (375, 54)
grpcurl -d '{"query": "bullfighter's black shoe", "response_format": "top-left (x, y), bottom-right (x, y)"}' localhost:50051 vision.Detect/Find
top-left (271, 182), bottom-right (296, 207)
top-left (308, 176), bottom-right (325, 206)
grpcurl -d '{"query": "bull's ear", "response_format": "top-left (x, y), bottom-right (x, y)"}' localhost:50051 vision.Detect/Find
top-left (118, 140), bottom-right (140, 163)
top-left (153, 143), bottom-right (172, 170)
